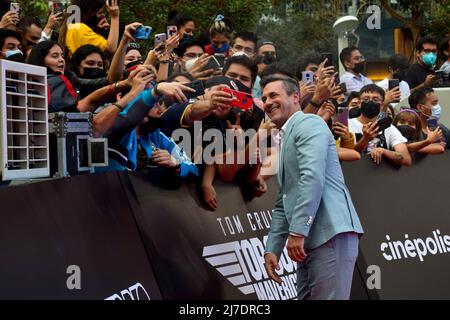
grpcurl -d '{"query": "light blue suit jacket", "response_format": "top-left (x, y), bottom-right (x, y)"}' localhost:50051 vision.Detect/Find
top-left (266, 112), bottom-right (363, 257)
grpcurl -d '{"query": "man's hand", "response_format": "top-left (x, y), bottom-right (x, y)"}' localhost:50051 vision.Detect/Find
top-left (189, 54), bottom-right (215, 80)
top-left (156, 81), bottom-right (196, 103)
top-left (225, 113), bottom-right (243, 131)
top-left (123, 22), bottom-right (142, 43)
top-left (202, 184), bottom-right (218, 211)
top-left (130, 69), bottom-right (154, 93)
top-left (45, 8), bottom-right (64, 30)
top-left (207, 85), bottom-right (233, 110)
top-left (312, 76), bottom-right (334, 105)
top-left (370, 147), bottom-right (385, 165)
top-left (300, 82), bottom-right (315, 100)
top-left (426, 126), bottom-right (443, 144)
top-left (362, 121), bottom-right (379, 142)
top-left (423, 74), bottom-right (438, 88)
top-left (0, 11), bottom-right (19, 29)
top-left (106, 0), bottom-right (119, 18)
top-left (315, 58), bottom-right (335, 81)
top-left (264, 253), bottom-right (282, 284)
top-left (317, 101), bottom-right (336, 122)
top-left (383, 87), bottom-right (401, 109)
top-left (253, 175), bottom-right (267, 197)
top-left (257, 119), bottom-right (278, 141)
top-left (332, 122), bottom-right (351, 140)
top-left (287, 235), bottom-right (307, 262)
top-left (150, 149), bottom-right (177, 168)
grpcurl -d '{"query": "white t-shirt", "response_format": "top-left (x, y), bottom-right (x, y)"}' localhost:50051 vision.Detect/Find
top-left (348, 118), bottom-right (407, 152)
top-left (376, 78), bottom-right (411, 106)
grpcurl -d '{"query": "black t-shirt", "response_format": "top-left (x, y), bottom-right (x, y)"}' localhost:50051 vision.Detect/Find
top-left (404, 63), bottom-right (435, 90)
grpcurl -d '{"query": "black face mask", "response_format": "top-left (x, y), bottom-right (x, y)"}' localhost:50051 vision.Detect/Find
top-left (255, 52), bottom-right (276, 65)
top-left (396, 125), bottom-right (417, 142)
top-left (7, 52), bottom-right (25, 63)
top-left (360, 101), bottom-right (381, 119)
top-left (353, 61), bottom-right (365, 74)
top-left (82, 67), bottom-right (106, 79)
top-left (125, 60), bottom-right (143, 71)
top-left (349, 107), bottom-right (361, 119)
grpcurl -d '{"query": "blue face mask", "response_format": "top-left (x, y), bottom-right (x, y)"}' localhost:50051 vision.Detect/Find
top-left (212, 43), bottom-right (229, 54)
top-left (3, 49), bottom-right (24, 62)
top-left (432, 104), bottom-right (442, 120)
top-left (422, 52), bottom-right (437, 67)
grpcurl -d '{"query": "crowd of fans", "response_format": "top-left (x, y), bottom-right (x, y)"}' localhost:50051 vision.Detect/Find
top-left (1, 0), bottom-right (449, 210)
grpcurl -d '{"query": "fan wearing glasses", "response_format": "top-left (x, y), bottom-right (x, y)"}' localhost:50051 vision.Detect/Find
top-left (348, 84), bottom-right (412, 166)
top-left (339, 46), bottom-right (373, 96)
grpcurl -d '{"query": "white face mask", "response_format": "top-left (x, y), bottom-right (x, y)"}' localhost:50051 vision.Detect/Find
top-left (232, 50), bottom-right (249, 58)
top-left (185, 57), bottom-right (199, 71)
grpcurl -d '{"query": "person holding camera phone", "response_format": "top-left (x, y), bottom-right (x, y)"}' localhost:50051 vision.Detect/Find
top-left (0, 3), bottom-right (20, 30)
top-left (339, 46), bottom-right (373, 96)
top-left (41, 5), bottom-right (64, 42)
top-left (408, 87), bottom-right (450, 149)
top-left (393, 109), bottom-right (445, 155)
top-left (405, 36), bottom-right (440, 94)
top-left (348, 84), bottom-right (411, 166)
top-left (376, 55), bottom-right (411, 107)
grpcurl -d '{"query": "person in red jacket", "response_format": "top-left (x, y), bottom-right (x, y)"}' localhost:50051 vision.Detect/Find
top-left (204, 14), bottom-right (232, 57)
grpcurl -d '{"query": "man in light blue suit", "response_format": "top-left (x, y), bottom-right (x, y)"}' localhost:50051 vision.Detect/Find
top-left (261, 75), bottom-right (364, 300)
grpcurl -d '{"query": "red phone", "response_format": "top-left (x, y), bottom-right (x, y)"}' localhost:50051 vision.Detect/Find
top-left (223, 88), bottom-right (253, 110)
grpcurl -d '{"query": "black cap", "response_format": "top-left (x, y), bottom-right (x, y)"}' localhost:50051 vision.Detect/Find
top-left (205, 76), bottom-right (251, 93)
top-left (256, 39), bottom-right (275, 51)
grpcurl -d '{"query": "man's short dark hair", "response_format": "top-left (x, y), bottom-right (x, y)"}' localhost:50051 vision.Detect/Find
top-left (388, 54), bottom-right (409, 71)
top-left (223, 55), bottom-right (258, 84)
top-left (261, 62), bottom-right (295, 80)
top-left (233, 31), bottom-right (257, 47)
top-left (415, 35), bottom-right (438, 52)
top-left (339, 46), bottom-right (359, 69)
top-left (17, 17), bottom-right (43, 32)
top-left (260, 74), bottom-right (300, 96)
top-left (359, 84), bottom-right (385, 100)
top-left (408, 87), bottom-right (435, 109)
top-left (0, 28), bottom-right (22, 50)
top-left (439, 36), bottom-right (450, 58)
top-left (347, 91), bottom-right (360, 101)
top-left (177, 37), bottom-right (203, 57)
top-left (168, 12), bottom-right (193, 29)
top-left (296, 52), bottom-right (323, 78)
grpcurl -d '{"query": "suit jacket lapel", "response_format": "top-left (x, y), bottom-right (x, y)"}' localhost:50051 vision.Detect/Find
top-left (278, 112), bottom-right (301, 185)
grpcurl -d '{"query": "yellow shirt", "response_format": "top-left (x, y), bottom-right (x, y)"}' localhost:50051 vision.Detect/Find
top-left (66, 23), bottom-right (108, 55)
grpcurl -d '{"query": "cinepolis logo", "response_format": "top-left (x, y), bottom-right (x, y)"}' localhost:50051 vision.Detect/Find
top-left (202, 236), bottom-right (298, 300)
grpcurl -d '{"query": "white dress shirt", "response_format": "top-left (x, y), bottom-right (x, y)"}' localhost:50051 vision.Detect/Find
top-left (276, 111), bottom-right (304, 238)
top-left (340, 71), bottom-right (373, 95)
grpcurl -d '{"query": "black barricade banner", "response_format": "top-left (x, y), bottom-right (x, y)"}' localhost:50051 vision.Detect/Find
top-left (1, 152), bottom-right (450, 299)
top-left (122, 169), bottom-right (300, 300)
top-left (0, 173), bottom-right (162, 300)
top-left (342, 153), bottom-right (450, 300)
